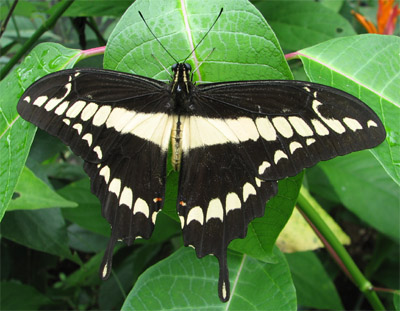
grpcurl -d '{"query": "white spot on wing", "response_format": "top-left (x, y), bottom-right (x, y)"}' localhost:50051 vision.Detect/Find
top-left (105, 109), bottom-right (173, 151)
top-left (206, 198), bottom-right (224, 222)
top-left (24, 96), bottom-right (31, 103)
top-left (55, 101), bottom-right (69, 115)
top-left (179, 215), bottom-right (185, 228)
top-left (255, 117), bottom-right (277, 141)
top-left (225, 192), bottom-right (241, 214)
top-left (225, 117), bottom-right (259, 142)
top-left (182, 116), bottom-right (259, 151)
top-left (187, 206), bottom-right (204, 225)
top-left (109, 178), bottom-right (121, 196)
top-left (72, 123), bottom-right (83, 134)
top-left (367, 120), bottom-right (378, 128)
top-left (288, 116), bottom-right (313, 137)
top-left (45, 97), bottom-right (64, 111)
top-left (311, 119), bottom-right (329, 136)
top-left (303, 86), bottom-right (311, 92)
top-left (93, 105), bottom-right (112, 126)
top-left (222, 281), bottom-right (227, 300)
top-left (343, 117), bottom-right (362, 131)
top-left (312, 100), bottom-right (346, 134)
top-left (81, 102), bottom-right (98, 121)
top-left (99, 165), bottom-right (110, 183)
top-left (63, 118), bottom-right (71, 126)
top-left (243, 183), bottom-right (256, 202)
top-left (106, 107), bottom-right (135, 131)
top-left (258, 161), bottom-right (271, 175)
top-left (255, 177), bottom-right (263, 187)
top-left (82, 133), bottom-right (93, 146)
top-left (152, 211), bottom-right (159, 224)
top-left (66, 100), bottom-right (86, 118)
top-left (33, 96), bottom-right (48, 107)
top-left (133, 198), bottom-right (149, 217)
top-left (93, 146), bottom-right (102, 159)
top-left (306, 138), bottom-right (316, 145)
top-left (102, 263), bottom-right (108, 278)
top-left (289, 141), bottom-right (302, 154)
top-left (272, 117), bottom-right (294, 138)
top-left (119, 186), bottom-right (133, 208)
top-left (274, 150), bottom-right (288, 164)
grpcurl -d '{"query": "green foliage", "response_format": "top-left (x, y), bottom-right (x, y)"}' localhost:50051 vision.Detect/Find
top-left (0, 0), bottom-right (398, 310)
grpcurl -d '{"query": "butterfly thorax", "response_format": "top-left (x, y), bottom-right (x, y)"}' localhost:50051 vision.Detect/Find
top-left (170, 63), bottom-right (193, 171)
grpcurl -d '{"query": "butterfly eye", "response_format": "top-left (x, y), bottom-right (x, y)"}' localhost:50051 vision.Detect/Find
top-left (171, 63), bottom-right (178, 71)
top-left (184, 63), bottom-right (192, 72)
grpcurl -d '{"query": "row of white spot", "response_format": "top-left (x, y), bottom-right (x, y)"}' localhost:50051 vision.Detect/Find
top-left (180, 180), bottom-right (261, 228)
top-left (98, 165), bottom-right (159, 224)
top-left (26, 79), bottom-right (378, 155)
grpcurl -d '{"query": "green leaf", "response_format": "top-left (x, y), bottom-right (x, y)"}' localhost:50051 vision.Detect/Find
top-left (319, 150), bottom-right (400, 242)
top-left (59, 0), bottom-right (132, 17)
top-left (255, 1), bottom-right (355, 51)
top-left (0, 43), bottom-right (80, 222)
top-left (230, 172), bottom-right (304, 262)
top-left (0, 281), bottom-right (51, 310)
top-left (99, 244), bottom-right (162, 310)
top-left (285, 251), bottom-right (343, 310)
top-left (298, 34), bottom-right (400, 186)
top-left (394, 291), bottom-right (400, 311)
top-left (7, 166), bottom-right (77, 211)
top-left (104, 0), bottom-right (292, 81)
top-left (122, 247), bottom-right (296, 310)
top-left (277, 205), bottom-right (350, 252)
top-left (58, 178), bottom-right (110, 236)
top-left (1, 208), bottom-right (80, 263)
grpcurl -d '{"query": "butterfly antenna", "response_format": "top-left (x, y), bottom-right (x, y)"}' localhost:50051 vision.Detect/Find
top-left (139, 11), bottom-right (178, 63)
top-left (183, 8), bottom-right (223, 62)
top-left (191, 48), bottom-right (216, 80)
top-left (151, 53), bottom-right (173, 78)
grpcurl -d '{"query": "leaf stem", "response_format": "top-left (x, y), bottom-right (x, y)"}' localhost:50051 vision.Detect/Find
top-left (0, 0), bottom-right (75, 80)
top-left (297, 186), bottom-right (385, 310)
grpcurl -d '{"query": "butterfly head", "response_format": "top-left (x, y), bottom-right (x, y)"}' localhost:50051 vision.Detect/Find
top-left (171, 63), bottom-right (192, 94)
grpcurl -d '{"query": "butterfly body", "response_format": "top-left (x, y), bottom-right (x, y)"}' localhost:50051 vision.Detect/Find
top-left (17, 64), bottom-right (385, 302)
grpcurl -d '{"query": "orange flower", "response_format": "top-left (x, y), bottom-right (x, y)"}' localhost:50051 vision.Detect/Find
top-left (352, 0), bottom-right (399, 34)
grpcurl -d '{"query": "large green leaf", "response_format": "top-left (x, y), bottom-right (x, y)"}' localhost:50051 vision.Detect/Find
top-left (319, 150), bottom-right (400, 241)
top-left (255, 1), bottom-right (355, 51)
top-left (298, 35), bottom-right (400, 186)
top-left (122, 247), bottom-right (296, 310)
top-left (0, 208), bottom-right (80, 263)
top-left (58, 178), bottom-right (110, 236)
top-left (104, 0), bottom-right (292, 81)
top-left (229, 172), bottom-right (303, 262)
top-left (0, 281), bottom-right (51, 310)
top-left (7, 166), bottom-right (77, 211)
top-left (286, 251), bottom-right (343, 309)
top-left (0, 43), bottom-right (80, 222)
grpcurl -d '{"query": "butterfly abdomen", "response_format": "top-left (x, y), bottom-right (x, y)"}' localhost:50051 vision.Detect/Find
top-left (171, 115), bottom-right (185, 171)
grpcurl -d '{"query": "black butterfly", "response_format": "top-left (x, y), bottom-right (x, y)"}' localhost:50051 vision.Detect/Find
top-left (17, 12), bottom-right (385, 303)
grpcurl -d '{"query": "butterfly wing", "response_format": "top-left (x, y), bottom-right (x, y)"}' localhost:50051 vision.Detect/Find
top-left (17, 68), bottom-right (174, 278)
top-left (177, 80), bottom-right (385, 301)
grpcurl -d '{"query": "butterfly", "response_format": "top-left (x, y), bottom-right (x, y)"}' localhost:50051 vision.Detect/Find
top-left (16, 10), bottom-right (386, 303)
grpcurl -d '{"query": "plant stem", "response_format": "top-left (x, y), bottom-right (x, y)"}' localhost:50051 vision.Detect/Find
top-left (297, 186), bottom-right (385, 310)
top-left (0, 0), bottom-right (75, 80)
